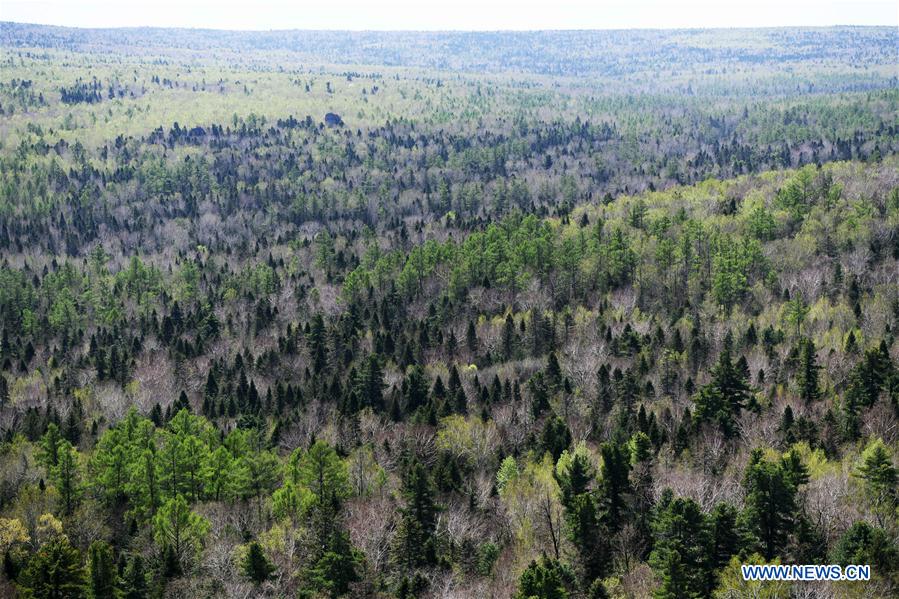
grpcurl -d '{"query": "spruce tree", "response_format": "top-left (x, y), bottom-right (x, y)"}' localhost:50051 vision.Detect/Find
top-left (649, 490), bottom-right (711, 597)
top-left (742, 449), bottom-right (804, 560)
top-left (855, 439), bottom-right (898, 525)
top-left (17, 535), bottom-right (87, 599)
top-left (87, 540), bottom-right (119, 599)
top-left (393, 459), bottom-right (440, 569)
top-left (120, 554), bottom-right (148, 599)
top-left (796, 338), bottom-right (821, 403)
top-left (515, 556), bottom-right (570, 599)
top-left (241, 541), bottom-right (276, 585)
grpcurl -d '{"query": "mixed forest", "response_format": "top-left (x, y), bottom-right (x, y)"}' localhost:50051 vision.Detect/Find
top-left (0, 22), bottom-right (898, 599)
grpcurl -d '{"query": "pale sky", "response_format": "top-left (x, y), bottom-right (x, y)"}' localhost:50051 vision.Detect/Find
top-left (1, 0), bottom-right (896, 30)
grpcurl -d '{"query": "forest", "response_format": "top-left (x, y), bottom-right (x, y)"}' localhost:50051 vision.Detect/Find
top-left (0, 22), bottom-right (897, 599)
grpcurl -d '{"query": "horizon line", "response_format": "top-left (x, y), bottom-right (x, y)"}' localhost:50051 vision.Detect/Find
top-left (2, 20), bottom-right (896, 33)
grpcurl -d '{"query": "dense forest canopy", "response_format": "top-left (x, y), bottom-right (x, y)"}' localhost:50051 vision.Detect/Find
top-left (0, 22), bottom-right (897, 599)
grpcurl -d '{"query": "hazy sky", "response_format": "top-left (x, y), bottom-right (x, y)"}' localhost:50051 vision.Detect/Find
top-left (2, 0), bottom-right (896, 30)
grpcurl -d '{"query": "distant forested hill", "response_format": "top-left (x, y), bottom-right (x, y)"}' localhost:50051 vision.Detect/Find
top-left (2, 22), bottom-right (896, 83)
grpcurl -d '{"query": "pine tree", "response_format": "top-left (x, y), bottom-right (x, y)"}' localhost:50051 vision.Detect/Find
top-left (529, 372), bottom-right (551, 418)
top-left (120, 554), bottom-right (148, 599)
top-left (393, 459), bottom-right (440, 569)
top-left (540, 415), bottom-right (572, 462)
top-left (87, 540), bottom-right (119, 599)
top-left (37, 423), bottom-right (63, 470)
top-left (404, 364), bottom-right (430, 413)
top-left (855, 439), bottom-right (898, 526)
top-left (502, 313), bottom-right (516, 360)
top-left (555, 450), bottom-right (610, 582)
top-left (241, 541), bottom-right (276, 585)
top-left (17, 535), bottom-right (87, 599)
top-left (598, 442), bottom-right (630, 531)
top-left (832, 522), bottom-right (899, 578)
top-left (709, 502), bottom-right (745, 574)
top-left (649, 490), bottom-right (712, 597)
top-left (304, 530), bottom-right (361, 597)
top-left (203, 370), bottom-right (218, 416)
top-left (693, 341), bottom-right (751, 437)
top-left (466, 320), bottom-right (478, 354)
top-left (53, 439), bottom-right (82, 516)
top-left (152, 495), bottom-right (210, 577)
top-left (653, 549), bottom-right (689, 599)
top-left (515, 556), bottom-right (571, 599)
top-left (307, 313), bottom-right (328, 374)
top-left (796, 338), bottom-right (821, 403)
top-left (235, 444), bottom-right (281, 525)
top-left (628, 432), bottom-right (655, 558)
top-left (294, 440), bottom-right (350, 552)
top-left (778, 405), bottom-right (795, 446)
top-left (356, 354), bottom-right (384, 411)
top-left (546, 351), bottom-right (562, 390)
top-left (742, 449), bottom-right (804, 560)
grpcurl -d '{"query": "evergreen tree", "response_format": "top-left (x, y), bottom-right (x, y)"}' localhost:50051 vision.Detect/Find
top-left (796, 338), bottom-right (821, 403)
top-left (832, 522), bottom-right (899, 581)
top-left (466, 320), bottom-right (478, 354)
top-left (37, 423), bottom-right (63, 470)
top-left (708, 502), bottom-right (744, 570)
top-left (87, 541), bottom-right (119, 599)
top-left (555, 449), bottom-right (610, 583)
top-left (53, 439), bottom-right (82, 516)
top-left (241, 541), bottom-right (276, 585)
top-left (598, 442), bottom-right (630, 531)
top-left (649, 490), bottom-right (711, 597)
top-left (393, 459), bottom-right (440, 569)
top-left (307, 314), bottom-right (328, 374)
top-left (515, 556), bottom-right (571, 599)
top-left (854, 438), bottom-right (898, 526)
top-left (119, 555), bottom-right (147, 599)
top-left (17, 535), bottom-right (87, 599)
top-left (235, 445), bottom-right (282, 525)
top-left (404, 364), bottom-right (430, 413)
top-left (653, 549), bottom-right (689, 599)
top-left (502, 313), bottom-right (516, 359)
top-left (152, 495), bottom-right (210, 577)
top-left (540, 415), bottom-right (572, 462)
top-left (693, 341), bottom-right (752, 437)
top-left (357, 354), bottom-right (385, 411)
top-left (742, 449), bottom-right (804, 560)
top-left (304, 529), bottom-right (361, 598)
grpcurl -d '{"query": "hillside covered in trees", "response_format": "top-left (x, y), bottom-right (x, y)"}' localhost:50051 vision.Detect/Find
top-left (0, 23), bottom-right (897, 599)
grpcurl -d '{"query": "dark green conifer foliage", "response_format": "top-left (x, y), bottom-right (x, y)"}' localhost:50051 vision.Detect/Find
top-left (17, 536), bottom-right (87, 599)
top-left (87, 540), bottom-right (119, 599)
top-left (242, 541), bottom-right (276, 585)
top-left (515, 556), bottom-right (571, 599)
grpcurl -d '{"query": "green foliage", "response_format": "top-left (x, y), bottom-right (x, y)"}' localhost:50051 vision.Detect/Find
top-left (393, 459), bottom-right (441, 570)
top-left (515, 556), bottom-right (572, 599)
top-left (151, 495), bottom-right (210, 576)
top-left (0, 24), bottom-right (897, 599)
top-left (87, 541), bottom-right (119, 599)
top-left (854, 438), bottom-right (898, 524)
top-left (649, 490), bottom-right (712, 598)
top-left (242, 541), bottom-right (276, 585)
top-left (540, 416), bottom-right (572, 462)
top-left (119, 555), bottom-right (148, 599)
top-left (831, 522), bottom-right (898, 582)
top-left (17, 535), bottom-right (87, 599)
top-left (693, 340), bottom-right (752, 437)
top-left (741, 449), bottom-right (807, 560)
